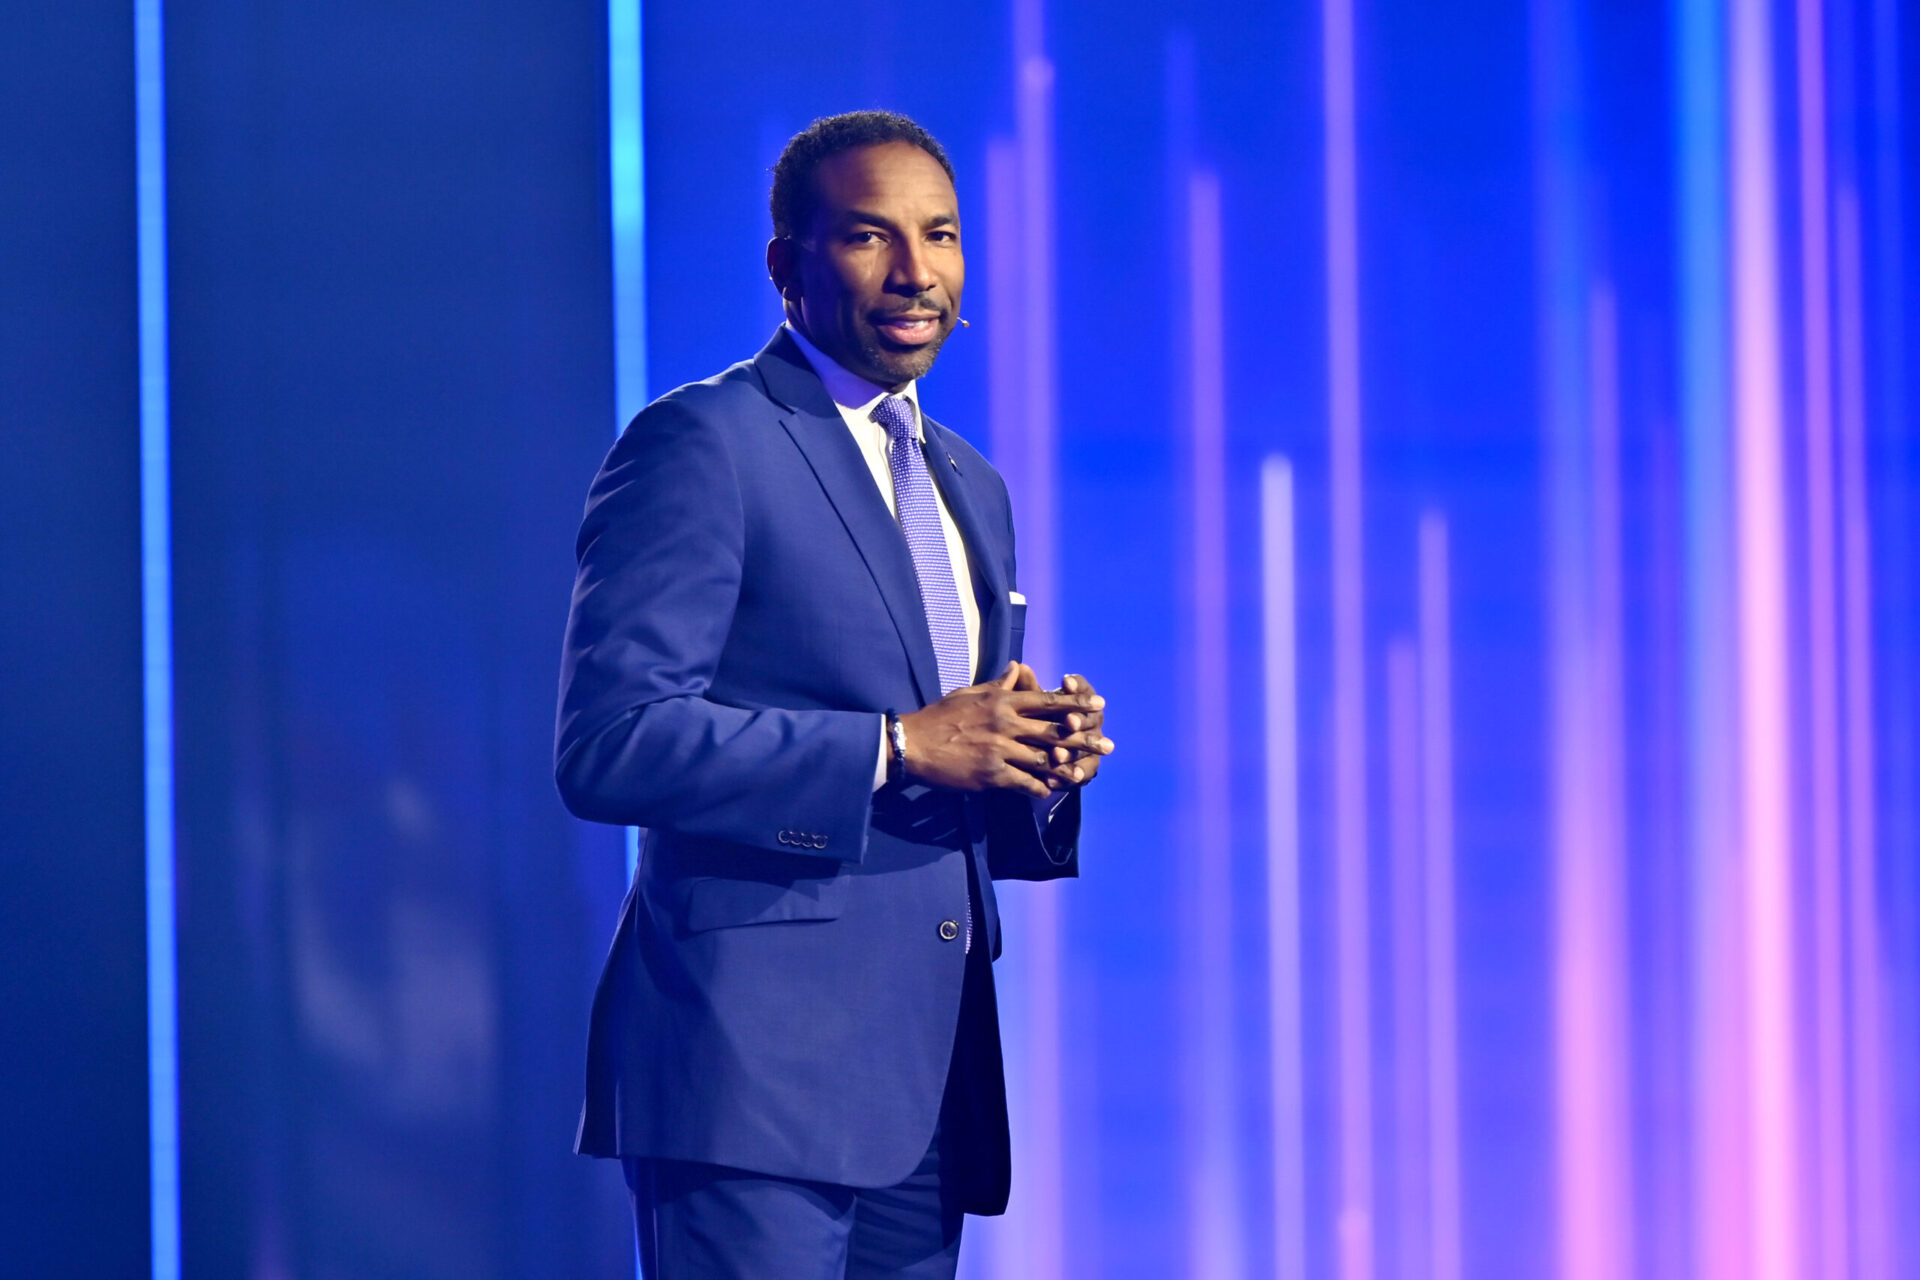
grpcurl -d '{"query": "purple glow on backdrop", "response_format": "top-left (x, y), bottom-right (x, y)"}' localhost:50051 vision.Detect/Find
top-left (1261, 457), bottom-right (1306, 1280)
top-left (1417, 515), bottom-right (1461, 1280)
top-left (1320, 0), bottom-right (1372, 1270)
top-left (1183, 166), bottom-right (1243, 1280)
top-left (1730, 0), bottom-right (1800, 1272)
top-left (991, 3), bottom-right (1907, 1275)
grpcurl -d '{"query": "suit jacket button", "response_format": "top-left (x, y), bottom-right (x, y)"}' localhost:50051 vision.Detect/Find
top-left (938, 920), bottom-right (960, 942)
top-left (812, 833), bottom-right (828, 849)
top-left (777, 830), bottom-right (792, 845)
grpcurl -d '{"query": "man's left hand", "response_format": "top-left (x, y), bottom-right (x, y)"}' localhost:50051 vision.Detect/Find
top-left (1010, 666), bottom-right (1109, 788)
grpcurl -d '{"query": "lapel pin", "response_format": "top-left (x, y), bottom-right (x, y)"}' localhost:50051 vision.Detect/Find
top-left (949, 457), bottom-right (959, 471)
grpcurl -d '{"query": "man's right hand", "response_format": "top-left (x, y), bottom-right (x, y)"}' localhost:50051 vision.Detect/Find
top-left (898, 662), bottom-right (1111, 799)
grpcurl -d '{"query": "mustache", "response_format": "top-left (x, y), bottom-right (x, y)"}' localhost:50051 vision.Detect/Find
top-left (873, 296), bottom-right (948, 318)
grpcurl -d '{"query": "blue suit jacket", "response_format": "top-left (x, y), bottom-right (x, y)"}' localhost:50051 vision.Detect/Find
top-left (555, 329), bottom-right (1079, 1203)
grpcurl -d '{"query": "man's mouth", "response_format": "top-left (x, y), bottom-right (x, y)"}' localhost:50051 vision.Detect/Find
top-left (873, 312), bottom-right (943, 346)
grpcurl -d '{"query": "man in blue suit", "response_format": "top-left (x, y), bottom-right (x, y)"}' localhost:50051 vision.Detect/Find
top-left (555, 111), bottom-right (1111, 1278)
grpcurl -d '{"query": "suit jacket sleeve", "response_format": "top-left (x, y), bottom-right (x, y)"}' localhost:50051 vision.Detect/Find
top-left (983, 476), bottom-right (1082, 883)
top-left (554, 397), bottom-right (878, 862)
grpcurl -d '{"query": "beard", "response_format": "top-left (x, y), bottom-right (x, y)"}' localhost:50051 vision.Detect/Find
top-left (852, 319), bottom-right (953, 385)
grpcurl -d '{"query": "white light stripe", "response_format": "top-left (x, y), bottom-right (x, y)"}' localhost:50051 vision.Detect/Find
top-left (1261, 457), bottom-right (1306, 1280)
top-left (1322, 0), bottom-right (1372, 1270)
top-left (1013, 19), bottom-right (1066, 1277)
top-left (1418, 513), bottom-right (1461, 1280)
top-left (1730, 0), bottom-right (1800, 1270)
top-left (1185, 168), bottom-right (1243, 1280)
top-left (1385, 643), bottom-right (1427, 1280)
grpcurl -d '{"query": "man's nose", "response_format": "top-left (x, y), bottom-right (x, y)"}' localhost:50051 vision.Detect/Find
top-left (889, 240), bottom-right (938, 293)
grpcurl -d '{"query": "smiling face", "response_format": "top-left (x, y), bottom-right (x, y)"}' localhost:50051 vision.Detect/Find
top-left (768, 141), bottom-right (964, 390)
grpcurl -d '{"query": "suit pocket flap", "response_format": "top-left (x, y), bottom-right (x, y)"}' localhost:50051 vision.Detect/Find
top-left (679, 873), bottom-right (848, 934)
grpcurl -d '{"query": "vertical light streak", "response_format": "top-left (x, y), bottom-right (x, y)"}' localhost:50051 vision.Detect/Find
top-left (1589, 288), bottom-right (1631, 1279)
top-left (1417, 514), bottom-right (1461, 1280)
top-left (1792, 3), bottom-right (1848, 1275)
top-left (985, 143), bottom-right (1024, 491)
top-left (1384, 643), bottom-right (1426, 1280)
top-left (979, 138), bottom-right (1021, 1280)
top-left (1321, 0), bottom-right (1371, 1270)
top-left (608, 0), bottom-right (646, 428)
top-left (608, 0), bottom-right (647, 883)
top-left (1185, 168), bottom-right (1243, 1280)
top-left (608, 34), bottom-right (648, 1280)
top-left (1012, 0), bottom-right (1057, 683)
top-left (1014, 18), bottom-right (1064, 1277)
top-left (985, 6), bottom-right (1066, 1275)
top-left (1552, 285), bottom-right (1631, 1280)
top-left (134, 2), bottom-right (181, 1276)
top-left (1673, 0), bottom-right (1748, 1271)
top-left (1835, 185), bottom-right (1893, 1280)
top-left (1262, 458), bottom-right (1307, 1280)
top-left (1730, 0), bottom-right (1800, 1272)
top-left (1861, 6), bottom-right (1911, 1267)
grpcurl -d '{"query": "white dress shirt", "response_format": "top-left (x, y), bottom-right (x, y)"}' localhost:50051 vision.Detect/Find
top-left (784, 323), bottom-right (982, 789)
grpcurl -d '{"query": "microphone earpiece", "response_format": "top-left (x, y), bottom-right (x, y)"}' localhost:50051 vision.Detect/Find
top-left (958, 317), bottom-right (971, 329)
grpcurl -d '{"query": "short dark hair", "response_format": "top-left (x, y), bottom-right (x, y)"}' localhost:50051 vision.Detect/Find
top-left (769, 110), bottom-right (956, 241)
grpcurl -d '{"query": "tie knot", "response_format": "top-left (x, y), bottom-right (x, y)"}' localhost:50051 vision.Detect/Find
top-left (873, 394), bottom-right (917, 445)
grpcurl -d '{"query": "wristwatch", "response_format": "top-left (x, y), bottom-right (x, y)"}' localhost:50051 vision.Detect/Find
top-left (884, 710), bottom-right (909, 785)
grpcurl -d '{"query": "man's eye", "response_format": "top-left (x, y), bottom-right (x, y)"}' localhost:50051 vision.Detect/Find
top-left (848, 231), bottom-right (883, 244)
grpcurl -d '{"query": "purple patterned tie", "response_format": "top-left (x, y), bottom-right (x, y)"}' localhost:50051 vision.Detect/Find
top-left (877, 394), bottom-right (975, 952)
top-left (875, 394), bottom-right (971, 696)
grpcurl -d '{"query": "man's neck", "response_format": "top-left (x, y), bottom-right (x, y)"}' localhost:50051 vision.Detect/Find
top-left (784, 321), bottom-right (917, 404)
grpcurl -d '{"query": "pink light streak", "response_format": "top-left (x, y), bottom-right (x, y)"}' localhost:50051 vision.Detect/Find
top-left (1418, 514), bottom-right (1461, 1280)
top-left (1553, 284), bottom-right (1632, 1280)
top-left (1262, 457), bottom-right (1307, 1280)
top-left (1792, 2), bottom-right (1848, 1274)
top-left (1386, 642), bottom-right (1427, 1280)
top-left (1836, 184), bottom-right (1894, 1280)
top-left (1321, 0), bottom-right (1372, 1269)
top-left (1184, 166), bottom-right (1245, 1280)
top-left (1696, 806), bottom-right (1753, 1280)
top-left (1730, 0), bottom-right (1801, 1272)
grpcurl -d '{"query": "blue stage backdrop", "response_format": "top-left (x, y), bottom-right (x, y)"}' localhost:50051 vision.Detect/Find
top-left (4, 1), bottom-right (1916, 1278)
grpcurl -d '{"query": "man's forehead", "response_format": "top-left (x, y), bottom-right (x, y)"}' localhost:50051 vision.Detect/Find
top-left (813, 143), bottom-right (956, 209)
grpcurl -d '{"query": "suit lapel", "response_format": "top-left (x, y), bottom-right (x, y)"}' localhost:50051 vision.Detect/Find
top-left (754, 331), bottom-right (944, 707)
top-left (922, 422), bottom-right (1011, 681)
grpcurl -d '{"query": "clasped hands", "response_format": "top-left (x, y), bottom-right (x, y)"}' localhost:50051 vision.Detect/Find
top-left (897, 662), bottom-right (1112, 799)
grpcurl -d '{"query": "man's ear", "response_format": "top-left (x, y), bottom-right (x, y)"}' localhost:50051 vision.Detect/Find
top-left (766, 237), bottom-right (800, 302)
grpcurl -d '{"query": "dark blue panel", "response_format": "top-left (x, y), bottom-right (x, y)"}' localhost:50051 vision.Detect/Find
top-left (0, 4), bottom-right (149, 1276)
top-left (164, 1), bottom-right (631, 1275)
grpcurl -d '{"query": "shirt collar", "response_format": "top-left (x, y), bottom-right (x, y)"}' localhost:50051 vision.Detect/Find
top-left (784, 321), bottom-right (922, 442)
